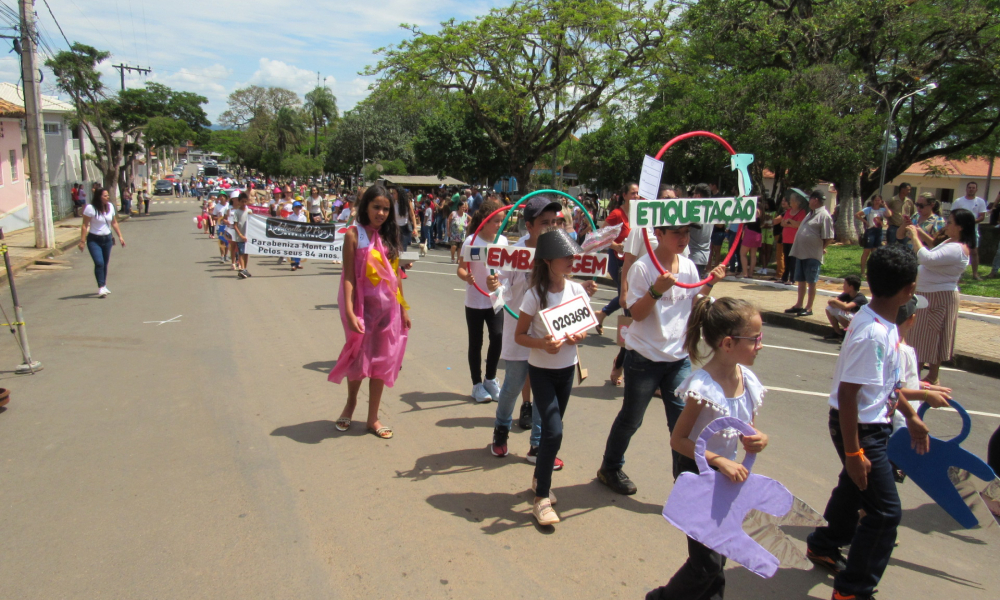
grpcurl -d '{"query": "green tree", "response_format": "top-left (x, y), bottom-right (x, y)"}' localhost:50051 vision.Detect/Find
top-left (218, 85), bottom-right (300, 129)
top-left (273, 106), bottom-right (307, 154)
top-left (303, 86), bottom-right (338, 157)
top-left (412, 97), bottom-right (508, 183)
top-left (369, 0), bottom-right (678, 189)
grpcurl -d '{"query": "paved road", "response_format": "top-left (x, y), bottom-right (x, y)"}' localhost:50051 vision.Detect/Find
top-left (0, 200), bottom-right (996, 599)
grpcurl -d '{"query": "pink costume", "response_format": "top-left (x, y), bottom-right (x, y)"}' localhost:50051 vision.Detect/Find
top-left (329, 225), bottom-right (409, 387)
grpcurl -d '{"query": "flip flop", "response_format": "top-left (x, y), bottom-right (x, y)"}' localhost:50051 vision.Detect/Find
top-left (335, 418), bottom-right (351, 431)
top-left (369, 426), bottom-right (393, 439)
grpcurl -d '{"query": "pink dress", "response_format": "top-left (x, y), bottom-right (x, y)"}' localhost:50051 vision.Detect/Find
top-left (328, 226), bottom-right (409, 387)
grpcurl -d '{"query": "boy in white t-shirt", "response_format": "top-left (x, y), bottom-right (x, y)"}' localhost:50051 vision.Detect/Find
top-left (807, 245), bottom-right (942, 600)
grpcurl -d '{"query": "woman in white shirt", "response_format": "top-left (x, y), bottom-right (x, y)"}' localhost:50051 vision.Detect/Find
top-left (905, 208), bottom-right (976, 384)
top-left (78, 188), bottom-right (126, 298)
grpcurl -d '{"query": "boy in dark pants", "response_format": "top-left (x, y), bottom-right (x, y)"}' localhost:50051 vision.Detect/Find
top-left (807, 245), bottom-right (934, 600)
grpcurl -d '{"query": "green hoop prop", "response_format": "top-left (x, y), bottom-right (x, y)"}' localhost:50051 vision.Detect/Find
top-left (468, 189), bottom-right (599, 318)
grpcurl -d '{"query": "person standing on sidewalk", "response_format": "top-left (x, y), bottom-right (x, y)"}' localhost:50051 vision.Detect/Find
top-left (886, 183), bottom-right (914, 246)
top-left (78, 188), bottom-right (125, 298)
top-left (950, 182), bottom-right (987, 280)
top-left (786, 189), bottom-right (835, 317)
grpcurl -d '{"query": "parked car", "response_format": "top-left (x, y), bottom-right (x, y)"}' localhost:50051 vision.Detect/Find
top-left (154, 180), bottom-right (174, 195)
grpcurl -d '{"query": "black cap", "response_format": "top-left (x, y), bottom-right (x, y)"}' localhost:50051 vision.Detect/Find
top-left (895, 294), bottom-right (928, 326)
top-left (522, 195), bottom-right (563, 222)
top-left (536, 228), bottom-right (583, 260)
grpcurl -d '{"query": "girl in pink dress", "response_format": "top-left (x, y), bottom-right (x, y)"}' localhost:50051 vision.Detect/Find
top-left (330, 185), bottom-right (412, 439)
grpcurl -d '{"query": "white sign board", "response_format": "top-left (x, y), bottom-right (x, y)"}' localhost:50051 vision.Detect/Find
top-left (639, 155), bottom-right (665, 201)
top-left (540, 294), bottom-right (598, 339)
top-left (461, 244), bottom-right (608, 277)
top-left (245, 215), bottom-right (347, 260)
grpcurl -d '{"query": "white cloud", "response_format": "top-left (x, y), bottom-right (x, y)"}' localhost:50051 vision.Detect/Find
top-left (247, 59), bottom-right (319, 97)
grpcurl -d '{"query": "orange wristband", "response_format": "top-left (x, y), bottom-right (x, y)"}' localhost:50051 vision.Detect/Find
top-left (845, 448), bottom-right (865, 458)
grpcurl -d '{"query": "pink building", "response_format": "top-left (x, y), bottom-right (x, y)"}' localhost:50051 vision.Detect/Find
top-left (0, 98), bottom-right (28, 233)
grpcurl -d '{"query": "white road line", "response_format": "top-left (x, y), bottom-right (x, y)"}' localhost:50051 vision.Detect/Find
top-left (407, 269), bottom-right (454, 275)
top-left (768, 386), bottom-right (1000, 418)
top-left (763, 344), bottom-right (959, 372)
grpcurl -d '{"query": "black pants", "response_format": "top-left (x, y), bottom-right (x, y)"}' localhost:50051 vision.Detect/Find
top-left (143, 199), bottom-right (149, 214)
top-left (528, 364), bottom-right (575, 498)
top-left (466, 306), bottom-right (503, 384)
top-left (781, 243), bottom-right (796, 284)
top-left (647, 454), bottom-right (726, 600)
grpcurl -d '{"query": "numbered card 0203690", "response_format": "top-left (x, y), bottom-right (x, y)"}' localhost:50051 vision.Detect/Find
top-left (540, 294), bottom-right (598, 340)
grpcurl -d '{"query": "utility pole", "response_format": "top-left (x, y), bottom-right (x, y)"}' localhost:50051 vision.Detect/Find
top-left (19, 0), bottom-right (54, 249)
top-left (111, 64), bottom-right (151, 92)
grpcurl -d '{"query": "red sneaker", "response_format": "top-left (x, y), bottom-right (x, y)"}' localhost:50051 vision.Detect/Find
top-left (401, 270), bottom-right (408, 279)
top-left (526, 447), bottom-right (563, 471)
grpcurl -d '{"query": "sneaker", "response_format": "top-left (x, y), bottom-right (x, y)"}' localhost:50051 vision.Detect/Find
top-left (518, 402), bottom-right (533, 430)
top-left (526, 447), bottom-right (563, 470)
top-left (596, 467), bottom-right (637, 495)
top-left (831, 591), bottom-right (872, 600)
top-left (490, 426), bottom-right (509, 457)
top-left (532, 497), bottom-right (560, 526)
top-left (242, 270), bottom-right (252, 278)
top-left (97, 287), bottom-right (109, 298)
top-left (483, 378), bottom-right (501, 402)
top-left (531, 478), bottom-right (557, 505)
top-left (471, 383), bottom-right (492, 403)
top-left (237, 270), bottom-right (247, 279)
top-left (807, 547), bottom-right (847, 575)
top-left (102, 286), bottom-right (110, 295)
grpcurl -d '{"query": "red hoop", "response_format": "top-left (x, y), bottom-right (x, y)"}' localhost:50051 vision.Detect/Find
top-left (464, 205), bottom-right (513, 301)
top-left (643, 131), bottom-right (744, 289)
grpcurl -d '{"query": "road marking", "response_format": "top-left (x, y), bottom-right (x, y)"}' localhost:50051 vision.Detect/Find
top-left (763, 344), bottom-right (959, 372)
top-left (768, 386), bottom-right (1000, 418)
top-left (144, 315), bottom-right (182, 326)
top-left (407, 269), bottom-right (454, 276)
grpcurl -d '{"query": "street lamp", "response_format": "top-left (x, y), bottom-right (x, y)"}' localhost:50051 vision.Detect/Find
top-left (868, 82), bottom-right (937, 197)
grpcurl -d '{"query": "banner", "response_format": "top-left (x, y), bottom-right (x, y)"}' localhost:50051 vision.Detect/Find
top-left (628, 196), bottom-right (758, 229)
top-left (245, 215), bottom-right (346, 260)
top-left (247, 204), bottom-right (271, 215)
top-left (461, 244), bottom-right (608, 277)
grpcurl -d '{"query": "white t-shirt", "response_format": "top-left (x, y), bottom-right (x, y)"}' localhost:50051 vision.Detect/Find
top-left (423, 206), bottom-right (434, 227)
top-left (307, 196), bottom-right (322, 214)
top-left (520, 280), bottom-right (586, 369)
top-left (624, 254), bottom-right (701, 362)
top-left (338, 208), bottom-right (352, 221)
top-left (500, 238), bottom-right (532, 362)
top-left (464, 233), bottom-right (508, 309)
top-left (916, 242), bottom-right (969, 293)
top-left (892, 343), bottom-right (922, 432)
top-left (676, 367), bottom-right (764, 460)
top-left (951, 196), bottom-right (987, 218)
top-left (395, 200), bottom-right (410, 227)
top-left (862, 206), bottom-right (888, 229)
top-left (83, 204), bottom-right (116, 236)
top-left (827, 305), bottom-right (901, 425)
top-left (291, 210), bottom-right (308, 223)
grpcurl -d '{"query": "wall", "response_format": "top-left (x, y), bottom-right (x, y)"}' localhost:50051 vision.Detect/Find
top-left (0, 117), bottom-right (30, 232)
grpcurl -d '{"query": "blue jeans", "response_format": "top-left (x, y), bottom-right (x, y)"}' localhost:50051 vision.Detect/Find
top-left (991, 246), bottom-right (1000, 273)
top-left (601, 250), bottom-right (623, 316)
top-left (494, 359), bottom-right (541, 447)
top-left (886, 224), bottom-right (900, 245)
top-left (528, 364), bottom-right (575, 498)
top-left (808, 410), bottom-right (901, 598)
top-left (291, 257), bottom-right (301, 266)
top-left (420, 224), bottom-right (431, 245)
top-left (86, 233), bottom-right (113, 288)
top-left (602, 350), bottom-right (691, 474)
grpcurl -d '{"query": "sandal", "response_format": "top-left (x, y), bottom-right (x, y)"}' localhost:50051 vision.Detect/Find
top-left (799, 310), bottom-right (813, 317)
top-left (335, 418), bottom-right (351, 432)
top-left (609, 358), bottom-right (623, 386)
top-left (369, 426), bottom-right (393, 439)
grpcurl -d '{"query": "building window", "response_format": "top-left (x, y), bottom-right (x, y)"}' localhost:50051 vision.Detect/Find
top-left (9, 149), bottom-right (17, 181)
top-left (43, 122), bottom-right (61, 135)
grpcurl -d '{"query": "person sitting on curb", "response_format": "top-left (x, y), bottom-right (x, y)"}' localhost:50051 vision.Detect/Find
top-left (825, 275), bottom-right (868, 340)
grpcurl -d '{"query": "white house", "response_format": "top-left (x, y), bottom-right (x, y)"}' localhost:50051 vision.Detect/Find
top-left (0, 82), bottom-right (98, 220)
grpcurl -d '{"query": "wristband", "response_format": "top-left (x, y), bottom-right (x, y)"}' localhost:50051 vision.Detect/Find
top-left (845, 448), bottom-right (865, 458)
top-left (648, 285), bottom-right (663, 299)
top-left (705, 282), bottom-right (715, 288)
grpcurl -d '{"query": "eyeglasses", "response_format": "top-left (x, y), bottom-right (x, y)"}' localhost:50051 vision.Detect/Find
top-left (731, 332), bottom-right (764, 348)
top-left (915, 203), bottom-right (928, 209)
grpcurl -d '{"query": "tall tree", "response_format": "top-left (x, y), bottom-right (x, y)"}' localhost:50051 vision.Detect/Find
top-left (273, 106), bottom-right (307, 154)
top-left (303, 86), bottom-right (338, 157)
top-left (369, 0), bottom-right (677, 188)
top-left (218, 86), bottom-right (300, 130)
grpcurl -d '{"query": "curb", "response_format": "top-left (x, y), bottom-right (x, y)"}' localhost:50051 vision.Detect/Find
top-left (0, 231), bottom-right (85, 287)
top-left (761, 310), bottom-right (999, 379)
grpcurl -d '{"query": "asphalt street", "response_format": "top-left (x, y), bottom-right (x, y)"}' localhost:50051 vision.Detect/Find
top-left (0, 197), bottom-right (997, 599)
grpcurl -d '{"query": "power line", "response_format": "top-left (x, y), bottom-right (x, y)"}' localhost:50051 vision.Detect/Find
top-left (139, 0), bottom-right (149, 72)
top-left (126, 0), bottom-right (138, 67)
top-left (66, 0), bottom-right (117, 56)
top-left (40, 0), bottom-right (71, 48)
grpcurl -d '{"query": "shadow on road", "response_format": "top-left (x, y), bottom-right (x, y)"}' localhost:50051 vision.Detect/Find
top-left (270, 420), bottom-right (363, 444)
top-left (569, 383), bottom-right (623, 401)
top-left (724, 562), bottom-right (828, 599)
top-left (901, 502), bottom-right (989, 545)
top-left (579, 335), bottom-right (616, 349)
top-left (396, 447), bottom-right (508, 481)
top-left (315, 303), bottom-right (338, 310)
top-left (424, 481), bottom-right (663, 535)
top-left (58, 293), bottom-right (97, 300)
top-left (435, 416), bottom-right (495, 429)
top-left (303, 360), bottom-right (336, 374)
top-left (398, 390), bottom-right (472, 413)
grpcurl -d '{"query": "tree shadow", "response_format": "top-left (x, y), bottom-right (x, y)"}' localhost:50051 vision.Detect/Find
top-left (303, 360), bottom-right (336, 374)
top-left (570, 383), bottom-right (624, 401)
top-left (887, 556), bottom-right (984, 589)
top-left (435, 416), bottom-right (496, 429)
top-left (579, 335), bottom-right (616, 349)
top-left (396, 447), bottom-right (511, 481)
top-left (270, 420), bottom-right (365, 444)
top-left (398, 390), bottom-right (473, 413)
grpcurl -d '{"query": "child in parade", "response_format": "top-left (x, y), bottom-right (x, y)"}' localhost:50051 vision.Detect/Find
top-left (457, 200), bottom-right (507, 403)
top-left (646, 297), bottom-right (768, 599)
top-left (598, 223), bottom-right (726, 496)
top-left (289, 201), bottom-right (308, 271)
top-left (514, 228), bottom-right (590, 526)
top-left (486, 197), bottom-right (597, 463)
top-left (806, 246), bottom-right (937, 600)
top-left (329, 185), bottom-right (411, 440)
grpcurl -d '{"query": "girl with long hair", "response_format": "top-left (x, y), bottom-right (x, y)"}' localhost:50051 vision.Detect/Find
top-left (78, 188), bottom-right (126, 298)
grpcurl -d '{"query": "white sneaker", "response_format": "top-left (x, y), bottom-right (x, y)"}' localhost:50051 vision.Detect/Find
top-left (483, 379), bottom-right (501, 402)
top-left (532, 497), bottom-right (560, 526)
top-left (471, 383), bottom-right (492, 403)
top-left (103, 286), bottom-right (111, 294)
top-left (532, 478), bottom-right (557, 505)
top-left (98, 287), bottom-right (109, 298)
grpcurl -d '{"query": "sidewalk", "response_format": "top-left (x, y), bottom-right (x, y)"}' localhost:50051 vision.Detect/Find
top-left (0, 216), bottom-right (87, 285)
top-left (713, 279), bottom-right (1000, 377)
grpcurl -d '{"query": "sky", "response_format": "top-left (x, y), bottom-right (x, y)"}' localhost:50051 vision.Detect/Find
top-left (0, 0), bottom-right (506, 123)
